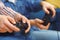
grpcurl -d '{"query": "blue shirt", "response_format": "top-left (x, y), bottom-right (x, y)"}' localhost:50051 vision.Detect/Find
top-left (2, 0), bottom-right (42, 19)
top-left (0, 0), bottom-right (43, 40)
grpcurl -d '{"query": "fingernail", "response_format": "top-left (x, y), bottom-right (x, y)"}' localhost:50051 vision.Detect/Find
top-left (23, 21), bottom-right (25, 23)
top-left (52, 15), bottom-right (54, 18)
top-left (48, 12), bottom-right (49, 14)
top-left (14, 22), bottom-right (16, 24)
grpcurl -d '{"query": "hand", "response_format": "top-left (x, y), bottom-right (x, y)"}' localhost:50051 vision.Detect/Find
top-left (0, 5), bottom-right (31, 33)
top-left (15, 14), bottom-right (31, 33)
top-left (41, 1), bottom-right (56, 17)
top-left (0, 15), bottom-right (20, 33)
top-left (30, 18), bottom-right (50, 30)
top-left (4, 7), bottom-right (31, 33)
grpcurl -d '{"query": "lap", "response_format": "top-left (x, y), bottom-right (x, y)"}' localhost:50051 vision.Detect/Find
top-left (26, 30), bottom-right (59, 40)
top-left (0, 30), bottom-right (59, 40)
top-left (29, 8), bottom-right (60, 31)
top-left (0, 25), bottom-right (59, 40)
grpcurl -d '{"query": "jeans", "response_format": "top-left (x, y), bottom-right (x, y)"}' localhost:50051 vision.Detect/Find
top-left (0, 9), bottom-right (60, 40)
top-left (0, 30), bottom-right (60, 40)
top-left (1, 0), bottom-right (60, 40)
top-left (29, 8), bottom-right (60, 31)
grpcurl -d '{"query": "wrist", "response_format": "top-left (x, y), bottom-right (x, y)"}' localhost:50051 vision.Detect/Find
top-left (40, 1), bottom-right (45, 5)
top-left (40, 1), bottom-right (47, 6)
top-left (14, 13), bottom-right (23, 22)
top-left (30, 20), bottom-right (35, 26)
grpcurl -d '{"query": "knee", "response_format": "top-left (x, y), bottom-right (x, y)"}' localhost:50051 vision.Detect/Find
top-left (28, 30), bottom-right (58, 40)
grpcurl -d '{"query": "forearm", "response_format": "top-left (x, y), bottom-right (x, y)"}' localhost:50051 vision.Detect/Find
top-left (29, 20), bottom-right (35, 26)
top-left (0, 1), bottom-right (21, 18)
top-left (29, 19), bottom-right (50, 30)
top-left (0, 5), bottom-right (23, 22)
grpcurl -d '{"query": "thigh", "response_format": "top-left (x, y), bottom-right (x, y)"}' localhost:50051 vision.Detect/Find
top-left (0, 32), bottom-right (26, 40)
top-left (53, 8), bottom-right (60, 31)
top-left (29, 9), bottom-right (60, 31)
top-left (0, 29), bottom-right (59, 40)
top-left (56, 8), bottom-right (60, 22)
top-left (27, 30), bottom-right (58, 40)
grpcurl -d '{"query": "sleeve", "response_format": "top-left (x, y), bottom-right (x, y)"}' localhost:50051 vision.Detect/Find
top-left (25, 0), bottom-right (42, 12)
top-left (0, 1), bottom-right (18, 18)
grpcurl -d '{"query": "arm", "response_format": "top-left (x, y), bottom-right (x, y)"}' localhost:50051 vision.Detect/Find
top-left (0, 1), bottom-right (31, 33)
top-left (0, 1), bottom-right (51, 30)
top-left (25, 0), bottom-right (56, 17)
top-left (30, 19), bottom-right (50, 30)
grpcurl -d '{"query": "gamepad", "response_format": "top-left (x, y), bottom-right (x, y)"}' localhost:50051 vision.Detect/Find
top-left (0, 21), bottom-right (28, 35)
top-left (15, 21), bottom-right (28, 34)
top-left (42, 10), bottom-right (52, 26)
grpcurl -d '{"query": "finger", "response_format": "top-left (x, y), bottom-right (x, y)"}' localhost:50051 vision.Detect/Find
top-left (37, 23), bottom-right (50, 30)
top-left (36, 23), bottom-right (44, 29)
top-left (45, 23), bottom-right (50, 29)
top-left (0, 29), bottom-right (6, 33)
top-left (0, 28), bottom-right (7, 33)
top-left (4, 19), bottom-right (20, 32)
top-left (36, 23), bottom-right (47, 29)
top-left (35, 18), bottom-right (44, 23)
top-left (3, 24), bottom-right (13, 33)
top-left (0, 25), bottom-right (7, 33)
top-left (22, 16), bottom-right (26, 23)
top-left (50, 7), bottom-right (56, 17)
top-left (7, 16), bottom-right (16, 24)
top-left (22, 16), bottom-right (30, 33)
top-left (25, 20), bottom-right (31, 33)
top-left (7, 7), bottom-right (22, 22)
top-left (51, 5), bottom-right (56, 9)
top-left (43, 7), bottom-right (49, 14)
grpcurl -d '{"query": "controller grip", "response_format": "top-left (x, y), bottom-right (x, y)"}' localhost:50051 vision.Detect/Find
top-left (15, 21), bottom-right (28, 34)
top-left (42, 10), bottom-right (52, 26)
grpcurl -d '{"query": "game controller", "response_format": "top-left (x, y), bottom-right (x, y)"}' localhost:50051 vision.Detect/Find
top-left (15, 21), bottom-right (28, 34)
top-left (0, 21), bottom-right (28, 35)
top-left (42, 10), bottom-right (52, 26)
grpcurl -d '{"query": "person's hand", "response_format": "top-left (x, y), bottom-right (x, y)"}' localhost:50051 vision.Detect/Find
top-left (15, 14), bottom-right (31, 33)
top-left (4, 7), bottom-right (31, 33)
top-left (30, 18), bottom-right (50, 30)
top-left (0, 15), bottom-right (20, 33)
top-left (41, 1), bottom-right (56, 17)
top-left (35, 19), bottom-right (50, 30)
top-left (0, 3), bottom-right (31, 33)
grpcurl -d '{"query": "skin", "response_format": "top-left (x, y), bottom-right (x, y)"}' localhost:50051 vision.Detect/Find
top-left (0, 1), bottom-right (56, 33)
top-left (41, 1), bottom-right (56, 17)
top-left (30, 19), bottom-right (50, 30)
top-left (29, 1), bottom-right (56, 30)
top-left (0, 2), bottom-right (30, 33)
top-left (0, 15), bottom-right (20, 33)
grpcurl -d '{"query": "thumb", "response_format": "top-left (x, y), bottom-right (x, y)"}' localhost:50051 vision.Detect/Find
top-left (25, 20), bottom-right (31, 33)
top-left (35, 18), bottom-right (44, 24)
top-left (43, 7), bottom-right (49, 14)
top-left (7, 16), bottom-right (16, 24)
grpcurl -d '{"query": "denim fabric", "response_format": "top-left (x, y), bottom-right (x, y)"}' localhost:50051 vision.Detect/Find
top-left (1, 0), bottom-right (60, 40)
top-left (2, 0), bottom-right (42, 19)
top-left (29, 8), bottom-right (60, 31)
top-left (0, 30), bottom-right (60, 40)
